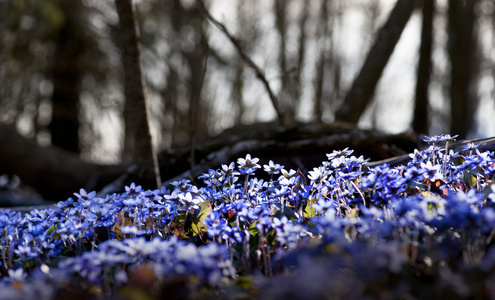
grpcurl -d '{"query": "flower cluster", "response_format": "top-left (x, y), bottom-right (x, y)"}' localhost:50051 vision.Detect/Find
top-left (1, 140), bottom-right (495, 298)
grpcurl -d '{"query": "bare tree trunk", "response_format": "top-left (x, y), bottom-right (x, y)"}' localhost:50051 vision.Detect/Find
top-left (287, 1), bottom-right (308, 119)
top-left (335, 0), bottom-right (419, 124)
top-left (274, 0), bottom-right (295, 121)
top-left (366, 0), bottom-right (381, 129)
top-left (49, 1), bottom-right (84, 154)
top-left (314, 0), bottom-right (330, 122)
top-left (448, 0), bottom-right (479, 138)
top-left (114, 0), bottom-right (161, 188)
top-left (413, 0), bottom-right (434, 135)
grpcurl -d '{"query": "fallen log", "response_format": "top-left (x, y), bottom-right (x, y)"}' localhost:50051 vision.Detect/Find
top-left (0, 124), bottom-right (127, 201)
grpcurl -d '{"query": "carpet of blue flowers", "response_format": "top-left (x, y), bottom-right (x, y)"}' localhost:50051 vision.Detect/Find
top-left (2, 134), bottom-right (495, 299)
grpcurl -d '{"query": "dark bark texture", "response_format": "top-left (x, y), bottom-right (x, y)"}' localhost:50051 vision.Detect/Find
top-left (115, 0), bottom-right (161, 188)
top-left (413, 0), bottom-right (434, 135)
top-left (448, 0), bottom-right (479, 138)
top-left (49, 1), bottom-right (84, 154)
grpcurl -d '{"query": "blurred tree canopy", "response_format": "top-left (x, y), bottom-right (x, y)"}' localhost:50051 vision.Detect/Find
top-left (1, 0), bottom-right (495, 200)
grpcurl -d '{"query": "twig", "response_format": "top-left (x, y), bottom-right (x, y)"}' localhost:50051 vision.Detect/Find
top-left (196, 0), bottom-right (285, 126)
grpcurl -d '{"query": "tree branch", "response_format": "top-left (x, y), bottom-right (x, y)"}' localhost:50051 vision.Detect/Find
top-left (196, 0), bottom-right (285, 126)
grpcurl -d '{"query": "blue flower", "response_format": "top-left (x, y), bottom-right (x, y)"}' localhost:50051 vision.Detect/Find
top-left (423, 134), bottom-right (458, 143)
top-left (326, 148), bottom-right (354, 160)
top-left (462, 142), bottom-right (481, 151)
top-left (420, 161), bottom-right (443, 181)
top-left (408, 149), bottom-right (428, 165)
top-left (14, 244), bottom-right (38, 259)
top-left (122, 195), bottom-right (144, 207)
top-left (308, 166), bottom-right (332, 184)
top-left (237, 154), bottom-right (261, 175)
top-left (264, 160), bottom-right (284, 175)
top-left (7, 268), bottom-right (27, 282)
top-left (125, 182), bottom-right (143, 194)
top-left (73, 188), bottom-right (96, 201)
top-left (404, 166), bottom-right (426, 181)
top-left (179, 192), bottom-right (203, 209)
top-left (272, 216), bottom-right (304, 250)
top-left (220, 162), bottom-right (241, 179)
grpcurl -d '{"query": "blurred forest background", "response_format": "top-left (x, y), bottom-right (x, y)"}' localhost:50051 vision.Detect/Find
top-left (1, 0), bottom-right (495, 201)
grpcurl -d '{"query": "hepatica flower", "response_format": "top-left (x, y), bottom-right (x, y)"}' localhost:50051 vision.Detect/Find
top-left (308, 166), bottom-right (332, 184)
top-left (7, 268), bottom-right (27, 282)
top-left (264, 160), bottom-right (284, 175)
top-left (73, 188), bottom-right (96, 201)
top-left (420, 161), bottom-right (443, 181)
top-left (220, 162), bottom-right (241, 179)
top-left (326, 147), bottom-right (354, 160)
top-left (179, 191), bottom-right (203, 209)
top-left (237, 154), bottom-right (261, 175)
top-left (125, 182), bottom-right (143, 195)
top-left (4, 134), bottom-right (495, 298)
top-left (423, 134), bottom-right (458, 143)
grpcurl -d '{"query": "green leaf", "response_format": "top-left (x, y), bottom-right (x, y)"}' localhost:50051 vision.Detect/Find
top-left (463, 171), bottom-right (477, 189)
top-left (303, 200), bottom-right (316, 218)
top-left (197, 200), bottom-right (212, 221)
top-left (248, 221), bottom-right (259, 236)
top-left (236, 276), bottom-right (254, 288)
top-left (47, 224), bottom-right (58, 235)
top-left (188, 200), bottom-right (212, 236)
top-left (453, 156), bottom-right (466, 166)
top-left (189, 219), bottom-right (205, 236)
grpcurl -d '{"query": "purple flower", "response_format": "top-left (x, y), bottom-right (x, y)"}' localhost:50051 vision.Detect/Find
top-left (308, 166), bottom-right (332, 184)
top-left (237, 154), bottom-right (261, 175)
top-left (409, 149), bottom-right (428, 165)
top-left (15, 244), bottom-right (38, 259)
top-left (125, 182), bottom-right (143, 194)
top-left (420, 161), bottom-right (443, 181)
top-left (179, 192), bottom-right (203, 209)
top-left (122, 195), bottom-right (144, 207)
top-left (7, 268), bottom-right (27, 282)
top-left (326, 148), bottom-right (354, 160)
top-left (423, 134), bottom-right (458, 143)
top-left (220, 162), bottom-right (241, 178)
top-left (264, 160), bottom-right (284, 175)
top-left (404, 166), bottom-right (426, 181)
top-left (73, 188), bottom-right (96, 201)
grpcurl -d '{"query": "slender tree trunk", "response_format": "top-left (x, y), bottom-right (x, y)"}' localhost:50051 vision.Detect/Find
top-left (314, 0), bottom-right (330, 122)
top-left (448, 0), bottom-right (479, 138)
top-left (335, 0), bottom-right (419, 124)
top-left (274, 0), bottom-right (294, 120)
top-left (49, 1), bottom-right (83, 154)
top-left (114, 0), bottom-right (161, 188)
top-left (290, 1), bottom-right (308, 116)
top-left (413, 0), bottom-right (434, 134)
